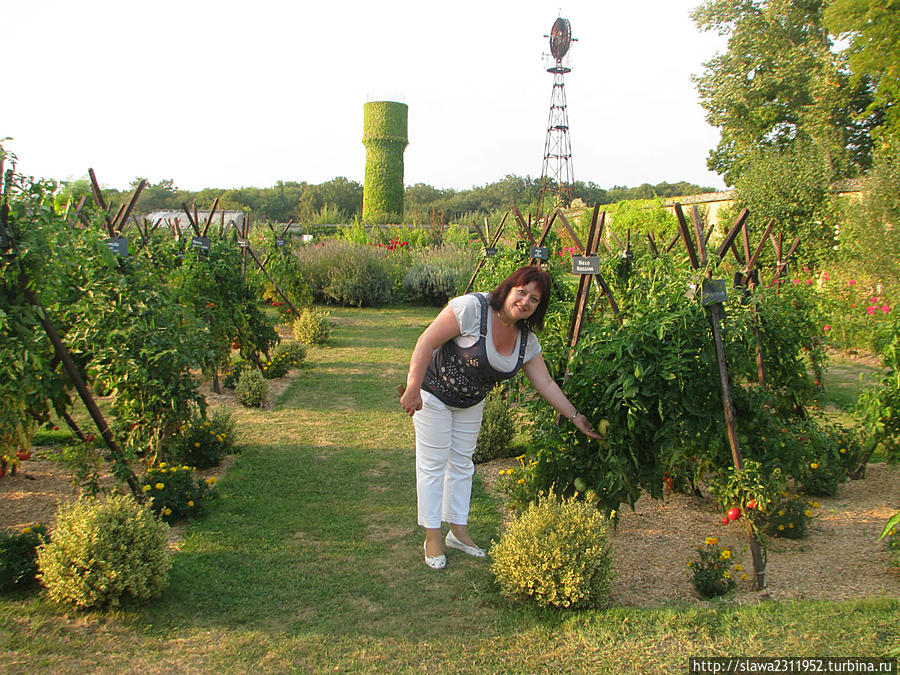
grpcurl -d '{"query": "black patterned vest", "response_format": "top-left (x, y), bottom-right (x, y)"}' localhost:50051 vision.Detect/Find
top-left (422, 293), bottom-right (529, 408)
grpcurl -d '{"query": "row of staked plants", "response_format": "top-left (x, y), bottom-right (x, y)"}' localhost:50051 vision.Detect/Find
top-left (482, 231), bottom-right (887, 539)
top-left (0, 151), bottom-right (318, 607)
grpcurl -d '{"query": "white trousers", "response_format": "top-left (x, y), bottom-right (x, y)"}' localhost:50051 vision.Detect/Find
top-left (413, 390), bottom-right (485, 529)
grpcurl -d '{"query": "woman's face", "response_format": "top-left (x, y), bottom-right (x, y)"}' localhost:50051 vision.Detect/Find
top-left (503, 281), bottom-right (542, 322)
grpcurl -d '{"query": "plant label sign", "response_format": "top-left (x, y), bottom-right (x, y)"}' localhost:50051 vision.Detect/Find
top-left (275, 237), bottom-right (286, 248)
top-left (191, 236), bottom-right (210, 251)
top-left (237, 238), bottom-right (250, 248)
top-left (530, 246), bottom-right (550, 261)
top-left (571, 255), bottom-right (599, 275)
top-left (702, 279), bottom-right (728, 306)
top-left (483, 246), bottom-right (497, 257)
top-left (105, 236), bottom-right (129, 257)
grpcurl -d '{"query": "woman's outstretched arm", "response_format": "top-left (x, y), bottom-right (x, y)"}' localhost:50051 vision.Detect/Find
top-left (522, 354), bottom-right (602, 439)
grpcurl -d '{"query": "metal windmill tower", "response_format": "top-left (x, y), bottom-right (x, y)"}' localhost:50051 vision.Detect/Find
top-left (537, 16), bottom-right (576, 217)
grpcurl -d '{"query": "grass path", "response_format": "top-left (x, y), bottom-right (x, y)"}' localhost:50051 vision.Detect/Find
top-left (1, 305), bottom-right (898, 673)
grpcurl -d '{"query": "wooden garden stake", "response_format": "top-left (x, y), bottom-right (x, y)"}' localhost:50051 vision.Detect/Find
top-left (674, 203), bottom-right (767, 590)
top-left (20, 282), bottom-right (144, 501)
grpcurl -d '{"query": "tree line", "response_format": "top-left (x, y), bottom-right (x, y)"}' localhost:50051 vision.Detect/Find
top-left (54, 174), bottom-right (715, 226)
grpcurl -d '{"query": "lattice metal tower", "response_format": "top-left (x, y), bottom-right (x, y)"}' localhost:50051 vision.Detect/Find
top-left (538, 17), bottom-right (576, 217)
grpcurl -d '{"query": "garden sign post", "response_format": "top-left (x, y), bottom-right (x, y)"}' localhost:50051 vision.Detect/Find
top-left (675, 203), bottom-right (767, 590)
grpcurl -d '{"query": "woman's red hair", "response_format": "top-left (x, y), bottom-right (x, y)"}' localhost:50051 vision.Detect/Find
top-left (488, 266), bottom-right (552, 332)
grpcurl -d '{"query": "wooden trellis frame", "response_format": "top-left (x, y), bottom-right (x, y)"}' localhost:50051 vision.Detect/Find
top-left (1, 165), bottom-right (143, 499)
top-left (673, 202), bottom-right (767, 590)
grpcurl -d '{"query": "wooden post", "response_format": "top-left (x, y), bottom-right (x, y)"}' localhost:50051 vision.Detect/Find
top-left (674, 203), bottom-right (767, 590)
top-left (21, 284), bottom-right (143, 501)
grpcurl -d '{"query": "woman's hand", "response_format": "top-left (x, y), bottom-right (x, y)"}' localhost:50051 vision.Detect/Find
top-left (400, 386), bottom-right (423, 417)
top-left (572, 413), bottom-right (603, 440)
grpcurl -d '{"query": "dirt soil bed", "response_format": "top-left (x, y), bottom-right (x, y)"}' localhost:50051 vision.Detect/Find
top-left (477, 459), bottom-right (899, 607)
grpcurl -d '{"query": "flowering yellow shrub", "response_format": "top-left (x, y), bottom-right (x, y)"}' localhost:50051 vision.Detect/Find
top-left (490, 491), bottom-right (614, 609)
top-left (37, 494), bottom-right (170, 609)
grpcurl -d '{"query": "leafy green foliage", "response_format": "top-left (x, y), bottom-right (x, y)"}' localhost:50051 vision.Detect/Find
top-left (473, 388), bottom-right (519, 464)
top-left (0, 524), bottom-right (49, 591)
top-left (733, 141), bottom-right (838, 264)
top-left (170, 408), bottom-right (237, 469)
top-left (37, 493), bottom-right (170, 609)
top-left (763, 493), bottom-right (819, 539)
top-left (292, 307), bottom-right (332, 346)
top-left (292, 240), bottom-right (393, 306)
top-left (490, 491), bottom-right (614, 609)
top-left (824, 0), bottom-right (900, 141)
top-left (692, 0), bottom-right (864, 184)
top-left (140, 464), bottom-right (215, 522)
top-left (688, 537), bottom-right (737, 598)
top-left (234, 369), bottom-right (268, 408)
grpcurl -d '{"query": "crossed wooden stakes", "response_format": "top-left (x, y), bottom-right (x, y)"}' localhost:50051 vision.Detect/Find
top-left (672, 202), bottom-right (774, 590)
top-left (1, 165), bottom-right (144, 499)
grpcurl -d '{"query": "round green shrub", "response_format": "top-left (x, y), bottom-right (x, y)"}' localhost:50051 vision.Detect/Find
top-left (292, 307), bottom-right (331, 345)
top-left (1, 524), bottom-right (49, 591)
top-left (474, 388), bottom-right (518, 464)
top-left (37, 493), bottom-right (171, 609)
top-left (234, 368), bottom-right (268, 408)
top-left (490, 491), bottom-right (615, 609)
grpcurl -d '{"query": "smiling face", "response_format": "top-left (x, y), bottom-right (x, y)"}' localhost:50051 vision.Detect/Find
top-left (502, 281), bottom-right (542, 323)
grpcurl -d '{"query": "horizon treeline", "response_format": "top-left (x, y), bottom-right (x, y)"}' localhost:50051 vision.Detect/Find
top-left (55, 174), bottom-right (716, 226)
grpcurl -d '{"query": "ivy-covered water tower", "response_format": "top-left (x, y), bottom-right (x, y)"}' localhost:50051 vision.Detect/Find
top-left (362, 100), bottom-right (408, 223)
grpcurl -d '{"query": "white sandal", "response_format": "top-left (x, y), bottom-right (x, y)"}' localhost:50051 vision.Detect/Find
top-left (423, 541), bottom-right (446, 570)
top-left (445, 530), bottom-right (487, 558)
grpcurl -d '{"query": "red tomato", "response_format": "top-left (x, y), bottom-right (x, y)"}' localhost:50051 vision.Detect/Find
top-left (747, 499), bottom-right (757, 509)
top-left (721, 517), bottom-right (730, 525)
top-left (727, 507), bottom-right (742, 521)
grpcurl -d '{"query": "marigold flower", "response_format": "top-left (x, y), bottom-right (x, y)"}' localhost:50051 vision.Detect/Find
top-left (805, 510), bottom-right (813, 518)
top-left (735, 564), bottom-right (743, 572)
top-left (517, 479), bottom-right (525, 485)
top-left (163, 508), bottom-right (172, 516)
top-left (778, 525), bottom-right (785, 531)
top-left (840, 448), bottom-right (847, 454)
top-left (705, 537), bottom-right (718, 546)
top-left (741, 574), bottom-right (749, 581)
top-left (810, 462), bottom-right (819, 469)
top-left (723, 571), bottom-right (731, 579)
top-left (159, 462), bottom-right (167, 469)
top-left (811, 502), bottom-right (820, 509)
top-left (720, 549), bottom-right (731, 559)
top-left (155, 483), bottom-right (164, 490)
top-left (187, 500), bottom-right (194, 507)
top-left (194, 442), bottom-right (201, 447)
top-left (206, 477), bottom-right (217, 485)
top-left (22, 527), bottom-right (32, 534)
top-left (142, 485), bottom-right (151, 492)
top-left (778, 510), bottom-right (786, 516)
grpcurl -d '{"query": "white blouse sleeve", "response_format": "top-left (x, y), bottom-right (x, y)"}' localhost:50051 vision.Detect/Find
top-left (447, 294), bottom-right (483, 340)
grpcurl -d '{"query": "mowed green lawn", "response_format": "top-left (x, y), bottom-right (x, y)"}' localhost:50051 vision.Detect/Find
top-left (1, 305), bottom-right (897, 674)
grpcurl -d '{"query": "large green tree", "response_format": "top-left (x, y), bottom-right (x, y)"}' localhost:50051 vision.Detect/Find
top-left (824, 0), bottom-right (900, 142)
top-left (691, 0), bottom-right (864, 185)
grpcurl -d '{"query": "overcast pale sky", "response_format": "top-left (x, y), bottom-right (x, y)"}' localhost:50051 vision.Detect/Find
top-left (5, 0), bottom-right (728, 192)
